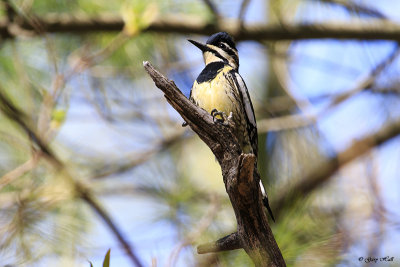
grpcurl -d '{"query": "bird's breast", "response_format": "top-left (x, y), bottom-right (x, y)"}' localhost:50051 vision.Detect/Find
top-left (191, 67), bottom-right (236, 115)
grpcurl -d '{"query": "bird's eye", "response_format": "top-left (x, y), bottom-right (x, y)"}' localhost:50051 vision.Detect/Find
top-left (218, 43), bottom-right (225, 49)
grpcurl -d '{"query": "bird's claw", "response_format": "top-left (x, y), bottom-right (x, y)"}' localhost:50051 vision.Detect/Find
top-left (211, 108), bottom-right (226, 124)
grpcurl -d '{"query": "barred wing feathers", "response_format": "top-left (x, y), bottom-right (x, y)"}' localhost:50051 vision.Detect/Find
top-left (228, 70), bottom-right (258, 157)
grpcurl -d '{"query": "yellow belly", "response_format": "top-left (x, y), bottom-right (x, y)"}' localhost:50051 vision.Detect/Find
top-left (191, 70), bottom-right (234, 116)
top-left (191, 66), bottom-right (252, 154)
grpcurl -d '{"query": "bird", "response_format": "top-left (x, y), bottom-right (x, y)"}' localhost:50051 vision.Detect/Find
top-left (187, 32), bottom-right (275, 222)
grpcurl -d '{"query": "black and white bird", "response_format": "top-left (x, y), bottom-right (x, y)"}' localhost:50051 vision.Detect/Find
top-left (188, 32), bottom-right (275, 222)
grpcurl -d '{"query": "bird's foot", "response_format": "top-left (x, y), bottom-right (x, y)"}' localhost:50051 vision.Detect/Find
top-left (211, 109), bottom-right (226, 124)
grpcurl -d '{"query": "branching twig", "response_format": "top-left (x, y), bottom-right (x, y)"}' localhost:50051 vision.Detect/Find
top-left (143, 61), bottom-right (285, 267)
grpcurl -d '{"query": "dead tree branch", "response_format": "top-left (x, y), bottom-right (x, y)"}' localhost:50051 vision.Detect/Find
top-left (197, 232), bottom-right (241, 253)
top-left (143, 61), bottom-right (286, 267)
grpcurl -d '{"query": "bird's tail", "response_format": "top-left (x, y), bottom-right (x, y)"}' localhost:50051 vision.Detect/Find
top-left (259, 180), bottom-right (275, 222)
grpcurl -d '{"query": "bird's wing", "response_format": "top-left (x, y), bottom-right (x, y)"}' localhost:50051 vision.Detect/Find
top-left (228, 70), bottom-right (274, 221)
top-left (228, 70), bottom-right (258, 157)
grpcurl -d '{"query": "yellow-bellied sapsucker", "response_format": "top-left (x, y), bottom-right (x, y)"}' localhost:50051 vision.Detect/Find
top-left (188, 32), bottom-right (275, 222)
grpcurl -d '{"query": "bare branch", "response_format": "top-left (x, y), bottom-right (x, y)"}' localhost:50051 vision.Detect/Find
top-left (2, 14), bottom-right (400, 41)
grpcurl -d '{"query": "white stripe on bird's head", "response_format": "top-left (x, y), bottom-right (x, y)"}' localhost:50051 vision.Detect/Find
top-left (204, 44), bottom-right (239, 70)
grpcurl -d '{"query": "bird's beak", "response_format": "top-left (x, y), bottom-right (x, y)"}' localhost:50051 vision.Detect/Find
top-left (188, 39), bottom-right (209, 53)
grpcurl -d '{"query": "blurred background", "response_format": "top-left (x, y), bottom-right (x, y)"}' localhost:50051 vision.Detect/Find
top-left (1, 0), bottom-right (400, 266)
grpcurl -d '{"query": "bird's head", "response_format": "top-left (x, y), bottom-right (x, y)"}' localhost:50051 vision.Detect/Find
top-left (188, 32), bottom-right (239, 70)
